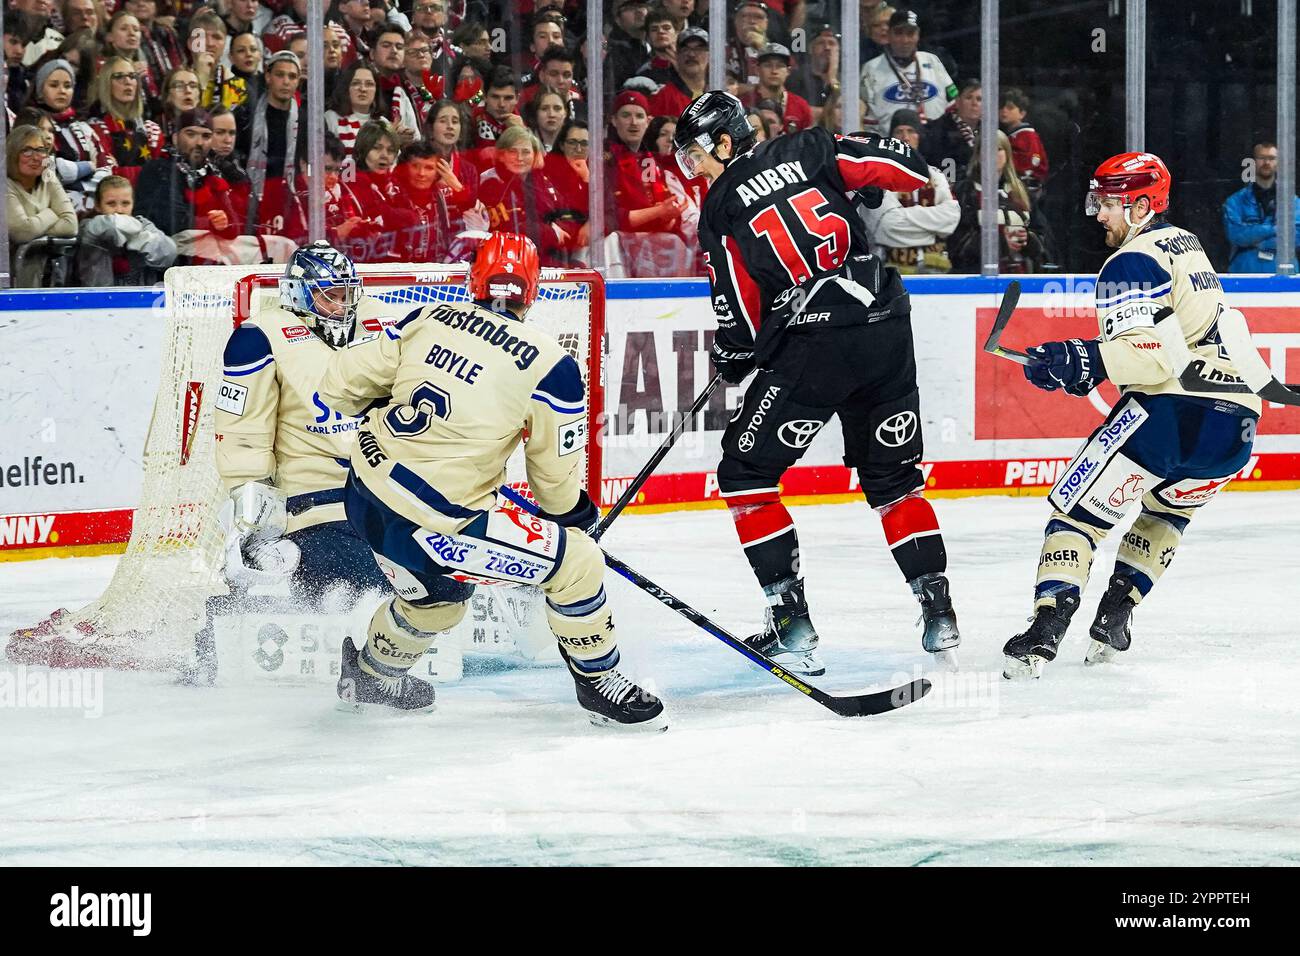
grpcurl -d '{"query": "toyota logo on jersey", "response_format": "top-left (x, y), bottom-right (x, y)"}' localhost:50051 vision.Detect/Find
top-left (875, 411), bottom-right (918, 447)
top-left (778, 419), bottom-right (825, 449)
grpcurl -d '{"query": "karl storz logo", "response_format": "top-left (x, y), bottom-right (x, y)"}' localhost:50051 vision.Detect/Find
top-left (738, 385), bottom-right (781, 453)
top-left (50, 886), bottom-right (151, 936)
top-left (1097, 406), bottom-right (1143, 453)
top-left (1055, 455), bottom-right (1099, 506)
top-left (215, 380), bottom-right (247, 416)
top-left (875, 411), bottom-right (917, 447)
top-left (778, 419), bottom-right (825, 449)
top-left (422, 533), bottom-right (472, 565)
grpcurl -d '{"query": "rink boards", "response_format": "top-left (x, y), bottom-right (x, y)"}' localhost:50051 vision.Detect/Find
top-left (2, 275), bottom-right (1298, 558)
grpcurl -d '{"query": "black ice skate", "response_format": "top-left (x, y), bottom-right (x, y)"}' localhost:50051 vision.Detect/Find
top-left (746, 578), bottom-right (825, 677)
top-left (563, 651), bottom-right (667, 732)
top-left (336, 636), bottom-right (436, 712)
top-left (1085, 574), bottom-right (1136, 666)
top-left (910, 572), bottom-right (960, 668)
top-left (1002, 592), bottom-right (1082, 680)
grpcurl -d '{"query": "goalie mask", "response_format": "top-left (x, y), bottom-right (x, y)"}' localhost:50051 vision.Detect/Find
top-left (672, 90), bottom-right (756, 179)
top-left (279, 241), bottom-right (362, 348)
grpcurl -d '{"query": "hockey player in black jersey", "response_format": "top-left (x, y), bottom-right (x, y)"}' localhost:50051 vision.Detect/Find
top-left (674, 91), bottom-right (960, 674)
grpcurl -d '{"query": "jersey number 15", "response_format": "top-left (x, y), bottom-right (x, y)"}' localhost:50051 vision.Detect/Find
top-left (748, 187), bottom-right (850, 286)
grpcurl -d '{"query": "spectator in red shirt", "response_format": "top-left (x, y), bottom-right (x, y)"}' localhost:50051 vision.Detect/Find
top-left (350, 118), bottom-right (420, 261)
top-left (520, 46), bottom-right (584, 120)
top-left (646, 113), bottom-right (706, 212)
top-left (999, 87), bottom-right (1049, 196)
top-left (604, 88), bottom-right (685, 236)
top-left (424, 98), bottom-right (480, 217)
top-left (544, 117), bottom-right (589, 245)
top-left (470, 66), bottom-right (523, 154)
top-left (477, 124), bottom-right (580, 265)
top-left (741, 43), bottom-right (812, 134)
top-left (646, 24), bottom-right (708, 118)
top-left (519, 11), bottom-right (566, 86)
top-left (394, 140), bottom-right (453, 262)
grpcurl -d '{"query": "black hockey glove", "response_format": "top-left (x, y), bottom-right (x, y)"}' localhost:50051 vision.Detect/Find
top-left (710, 341), bottom-right (756, 384)
top-left (540, 490), bottom-right (600, 536)
top-left (1023, 338), bottom-right (1107, 396)
top-left (854, 186), bottom-right (886, 210)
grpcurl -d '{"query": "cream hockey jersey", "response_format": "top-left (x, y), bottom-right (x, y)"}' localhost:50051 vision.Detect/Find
top-left (1093, 221), bottom-right (1262, 415)
top-left (214, 297), bottom-right (408, 532)
top-left (317, 301), bottom-right (587, 535)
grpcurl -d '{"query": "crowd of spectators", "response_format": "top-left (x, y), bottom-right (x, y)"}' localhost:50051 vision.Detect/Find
top-left (2, 0), bottom-right (1069, 285)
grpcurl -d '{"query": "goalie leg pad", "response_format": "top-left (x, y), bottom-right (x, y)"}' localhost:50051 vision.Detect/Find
top-left (360, 597), bottom-right (469, 679)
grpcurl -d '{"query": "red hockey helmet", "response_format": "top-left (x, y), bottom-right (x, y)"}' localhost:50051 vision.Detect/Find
top-left (1085, 152), bottom-right (1172, 216)
top-left (469, 232), bottom-right (541, 309)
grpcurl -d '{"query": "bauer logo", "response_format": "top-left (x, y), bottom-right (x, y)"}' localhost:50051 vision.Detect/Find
top-left (215, 381), bottom-right (248, 416)
top-left (49, 886), bottom-right (151, 936)
top-left (282, 325), bottom-right (312, 340)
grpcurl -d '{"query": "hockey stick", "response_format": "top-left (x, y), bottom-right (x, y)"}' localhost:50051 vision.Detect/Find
top-left (593, 373), bottom-right (724, 541)
top-left (498, 485), bottom-right (931, 718)
top-left (1152, 306), bottom-right (1300, 407)
top-left (981, 279), bottom-right (1031, 365)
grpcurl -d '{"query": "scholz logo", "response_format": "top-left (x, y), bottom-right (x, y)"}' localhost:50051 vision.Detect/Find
top-left (778, 419), bottom-right (825, 449)
top-left (875, 411), bottom-right (917, 447)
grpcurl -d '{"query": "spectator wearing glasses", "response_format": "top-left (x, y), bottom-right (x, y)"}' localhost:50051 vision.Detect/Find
top-left (158, 67), bottom-right (203, 141)
top-left (1223, 142), bottom-right (1300, 273)
top-left (26, 59), bottom-right (108, 207)
top-left (6, 126), bottom-right (77, 287)
top-left (608, 0), bottom-right (651, 91)
top-left (87, 55), bottom-right (166, 181)
top-left (399, 30), bottom-right (442, 126)
top-left (545, 117), bottom-right (590, 245)
top-left (741, 43), bottom-right (812, 134)
top-left (327, 62), bottom-right (382, 173)
top-left (646, 25), bottom-right (707, 119)
top-left (335, 0), bottom-right (377, 62)
top-left (369, 25), bottom-right (423, 144)
top-left (451, 20), bottom-right (492, 73)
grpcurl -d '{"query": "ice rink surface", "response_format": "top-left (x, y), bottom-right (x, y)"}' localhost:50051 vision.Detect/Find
top-left (1, 493), bottom-right (1297, 866)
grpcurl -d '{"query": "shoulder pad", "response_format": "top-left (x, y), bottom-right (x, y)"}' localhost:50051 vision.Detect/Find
top-left (1096, 250), bottom-right (1172, 309)
top-left (223, 324), bottom-right (274, 376)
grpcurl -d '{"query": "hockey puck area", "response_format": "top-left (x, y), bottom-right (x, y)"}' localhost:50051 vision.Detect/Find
top-left (0, 493), bottom-right (1296, 866)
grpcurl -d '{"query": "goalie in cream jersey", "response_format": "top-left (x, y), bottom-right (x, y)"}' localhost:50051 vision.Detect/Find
top-left (1002, 152), bottom-right (1261, 678)
top-left (214, 242), bottom-right (393, 602)
top-left (317, 233), bottom-right (667, 729)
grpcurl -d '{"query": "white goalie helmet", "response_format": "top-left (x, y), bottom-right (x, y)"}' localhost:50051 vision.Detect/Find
top-left (278, 241), bottom-right (363, 348)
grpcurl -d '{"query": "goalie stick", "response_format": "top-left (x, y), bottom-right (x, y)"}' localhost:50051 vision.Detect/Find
top-left (499, 485), bottom-right (931, 718)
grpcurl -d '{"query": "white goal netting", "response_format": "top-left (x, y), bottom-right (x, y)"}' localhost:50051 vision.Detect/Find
top-left (9, 264), bottom-right (605, 671)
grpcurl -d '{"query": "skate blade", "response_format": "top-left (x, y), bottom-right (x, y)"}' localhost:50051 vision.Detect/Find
top-left (931, 649), bottom-right (960, 672)
top-left (1084, 640), bottom-right (1120, 666)
top-left (1002, 654), bottom-right (1045, 680)
top-left (764, 648), bottom-right (826, 677)
top-left (334, 694), bottom-right (437, 715)
top-left (585, 710), bottom-right (669, 733)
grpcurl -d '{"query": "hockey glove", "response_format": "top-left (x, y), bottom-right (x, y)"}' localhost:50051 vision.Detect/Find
top-left (219, 482), bottom-right (302, 588)
top-left (539, 490), bottom-right (600, 536)
top-left (710, 341), bottom-right (756, 384)
top-left (854, 186), bottom-right (886, 210)
top-left (1023, 338), bottom-right (1107, 396)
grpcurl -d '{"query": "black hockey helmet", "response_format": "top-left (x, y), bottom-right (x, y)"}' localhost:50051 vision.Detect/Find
top-left (673, 90), bottom-right (756, 178)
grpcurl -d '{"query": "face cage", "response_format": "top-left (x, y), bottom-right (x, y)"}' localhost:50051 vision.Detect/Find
top-left (309, 278), bottom-right (361, 345)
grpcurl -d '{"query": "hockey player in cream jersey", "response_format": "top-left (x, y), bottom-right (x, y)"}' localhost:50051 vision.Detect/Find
top-left (1003, 152), bottom-right (1261, 678)
top-left (214, 242), bottom-right (395, 604)
top-left (318, 233), bottom-right (667, 729)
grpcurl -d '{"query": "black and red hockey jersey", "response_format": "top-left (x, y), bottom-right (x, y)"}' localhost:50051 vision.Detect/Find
top-left (698, 126), bottom-right (928, 359)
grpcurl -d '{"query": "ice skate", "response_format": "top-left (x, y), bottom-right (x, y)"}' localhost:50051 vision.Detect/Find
top-left (563, 650), bottom-right (667, 731)
top-left (910, 572), bottom-right (960, 669)
top-left (1085, 574), bottom-right (1136, 666)
top-left (336, 636), bottom-right (436, 713)
top-left (745, 578), bottom-right (825, 677)
top-left (1002, 593), bottom-right (1081, 679)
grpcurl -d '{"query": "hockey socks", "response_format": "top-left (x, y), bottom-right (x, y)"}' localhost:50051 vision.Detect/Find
top-left (360, 597), bottom-right (468, 680)
top-left (723, 487), bottom-right (800, 587)
top-left (876, 490), bottom-right (947, 581)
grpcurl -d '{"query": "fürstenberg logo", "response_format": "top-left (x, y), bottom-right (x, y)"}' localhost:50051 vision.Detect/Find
top-left (50, 886), bottom-right (151, 936)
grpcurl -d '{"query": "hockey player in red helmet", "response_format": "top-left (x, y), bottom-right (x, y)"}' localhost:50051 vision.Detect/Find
top-left (320, 233), bottom-right (667, 728)
top-left (469, 232), bottom-right (542, 313)
top-left (1004, 151), bottom-right (1262, 678)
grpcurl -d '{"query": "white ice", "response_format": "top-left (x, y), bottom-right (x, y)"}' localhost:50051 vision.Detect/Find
top-left (1, 493), bottom-right (1298, 866)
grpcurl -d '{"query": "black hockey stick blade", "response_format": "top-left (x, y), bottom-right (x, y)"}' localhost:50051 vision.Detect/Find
top-left (1257, 378), bottom-right (1300, 407)
top-left (603, 551), bottom-right (931, 718)
top-left (982, 280), bottom-right (1031, 365)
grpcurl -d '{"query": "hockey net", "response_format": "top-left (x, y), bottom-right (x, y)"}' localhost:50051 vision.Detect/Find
top-left (8, 263), bottom-right (605, 671)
